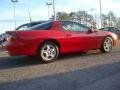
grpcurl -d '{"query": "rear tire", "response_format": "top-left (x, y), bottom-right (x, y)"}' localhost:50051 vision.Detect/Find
top-left (38, 42), bottom-right (59, 63)
top-left (100, 37), bottom-right (113, 53)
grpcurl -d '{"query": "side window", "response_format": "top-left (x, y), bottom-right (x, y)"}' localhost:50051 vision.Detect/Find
top-left (76, 24), bottom-right (89, 32)
top-left (62, 21), bottom-right (89, 32)
top-left (71, 24), bottom-right (81, 30)
top-left (62, 22), bottom-right (73, 30)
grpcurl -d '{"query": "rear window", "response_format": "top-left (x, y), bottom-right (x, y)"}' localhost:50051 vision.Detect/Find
top-left (16, 24), bottom-right (30, 30)
top-left (30, 21), bottom-right (46, 27)
top-left (28, 21), bottom-right (53, 30)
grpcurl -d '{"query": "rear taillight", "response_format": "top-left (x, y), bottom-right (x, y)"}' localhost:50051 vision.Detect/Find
top-left (6, 34), bottom-right (17, 42)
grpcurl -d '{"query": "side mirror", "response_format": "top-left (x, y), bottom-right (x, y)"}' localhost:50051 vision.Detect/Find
top-left (88, 29), bottom-right (94, 33)
top-left (89, 29), bottom-right (98, 32)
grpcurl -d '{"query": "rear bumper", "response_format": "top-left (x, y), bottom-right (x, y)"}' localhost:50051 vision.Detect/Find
top-left (2, 41), bottom-right (36, 56)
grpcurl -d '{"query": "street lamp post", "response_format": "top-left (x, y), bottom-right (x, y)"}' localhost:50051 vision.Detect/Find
top-left (11, 0), bottom-right (18, 30)
top-left (52, 0), bottom-right (56, 20)
top-left (99, 0), bottom-right (102, 28)
top-left (46, 2), bottom-right (52, 19)
top-left (28, 11), bottom-right (32, 23)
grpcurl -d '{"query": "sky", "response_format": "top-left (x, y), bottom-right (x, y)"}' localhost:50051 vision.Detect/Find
top-left (0, 0), bottom-right (120, 34)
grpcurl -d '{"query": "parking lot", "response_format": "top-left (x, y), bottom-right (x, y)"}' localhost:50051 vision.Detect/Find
top-left (0, 41), bottom-right (120, 90)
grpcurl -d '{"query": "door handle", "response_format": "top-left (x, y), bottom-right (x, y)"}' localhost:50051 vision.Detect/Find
top-left (67, 34), bottom-right (71, 36)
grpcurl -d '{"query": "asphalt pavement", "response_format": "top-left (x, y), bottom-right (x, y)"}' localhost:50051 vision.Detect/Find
top-left (0, 42), bottom-right (120, 90)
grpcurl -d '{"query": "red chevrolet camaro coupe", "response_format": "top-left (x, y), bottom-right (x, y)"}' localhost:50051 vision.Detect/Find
top-left (2, 21), bottom-right (118, 63)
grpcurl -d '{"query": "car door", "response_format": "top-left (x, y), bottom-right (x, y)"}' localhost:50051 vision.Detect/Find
top-left (61, 21), bottom-right (100, 53)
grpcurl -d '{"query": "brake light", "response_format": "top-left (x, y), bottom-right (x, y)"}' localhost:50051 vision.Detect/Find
top-left (6, 34), bottom-right (17, 42)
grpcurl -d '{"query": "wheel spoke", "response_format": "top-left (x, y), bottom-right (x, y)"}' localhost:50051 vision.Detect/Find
top-left (46, 45), bottom-right (51, 50)
top-left (50, 53), bottom-right (54, 58)
top-left (51, 48), bottom-right (55, 53)
top-left (42, 50), bottom-right (49, 58)
top-left (108, 44), bottom-right (112, 47)
top-left (43, 50), bottom-right (47, 53)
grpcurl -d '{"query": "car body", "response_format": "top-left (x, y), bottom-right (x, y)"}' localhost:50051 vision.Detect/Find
top-left (2, 21), bottom-right (118, 63)
top-left (16, 21), bottom-right (46, 30)
top-left (99, 27), bottom-right (120, 39)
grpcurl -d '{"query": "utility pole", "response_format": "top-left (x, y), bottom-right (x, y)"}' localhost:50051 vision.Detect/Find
top-left (28, 11), bottom-right (32, 23)
top-left (99, 0), bottom-right (102, 28)
top-left (90, 8), bottom-right (94, 29)
top-left (53, 0), bottom-right (56, 20)
top-left (11, 0), bottom-right (18, 30)
top-left (46, 2), bottom-right (52, 19)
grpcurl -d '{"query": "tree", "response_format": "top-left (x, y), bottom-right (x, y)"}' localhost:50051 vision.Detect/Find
top-left (102, 14), bottom-right (108, 27)
top-left (116, 18), bottom-right (120, 28)
top-left (69, 12), bottom-right (76, 21)
top-left (107, 11), bottom-right (116, 27)
top-left (55, 10), bottom-right (120, 29)
top-left (56, 12), bottom-right (69, 20)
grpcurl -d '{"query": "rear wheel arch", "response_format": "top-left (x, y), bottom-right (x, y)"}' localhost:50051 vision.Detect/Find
top-left (37, 39), bottom-right (60, 54)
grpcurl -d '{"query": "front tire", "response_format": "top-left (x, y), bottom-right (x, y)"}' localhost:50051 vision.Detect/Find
top-left (100, 37), bottom-right (113, 53)
top-left (38, 42), bottom-right (59, 63)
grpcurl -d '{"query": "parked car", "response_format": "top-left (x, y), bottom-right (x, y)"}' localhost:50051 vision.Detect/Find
top-left (16, 21), bottom-right (46, 30)
top-left (99, 27), bottom-right (120, 39)
top-left (2, 21), bottom-right (118, 63)
top-left (0, 34), bottom-right (3, 45)
top-left (0, 33), bottom-right (6, 45)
